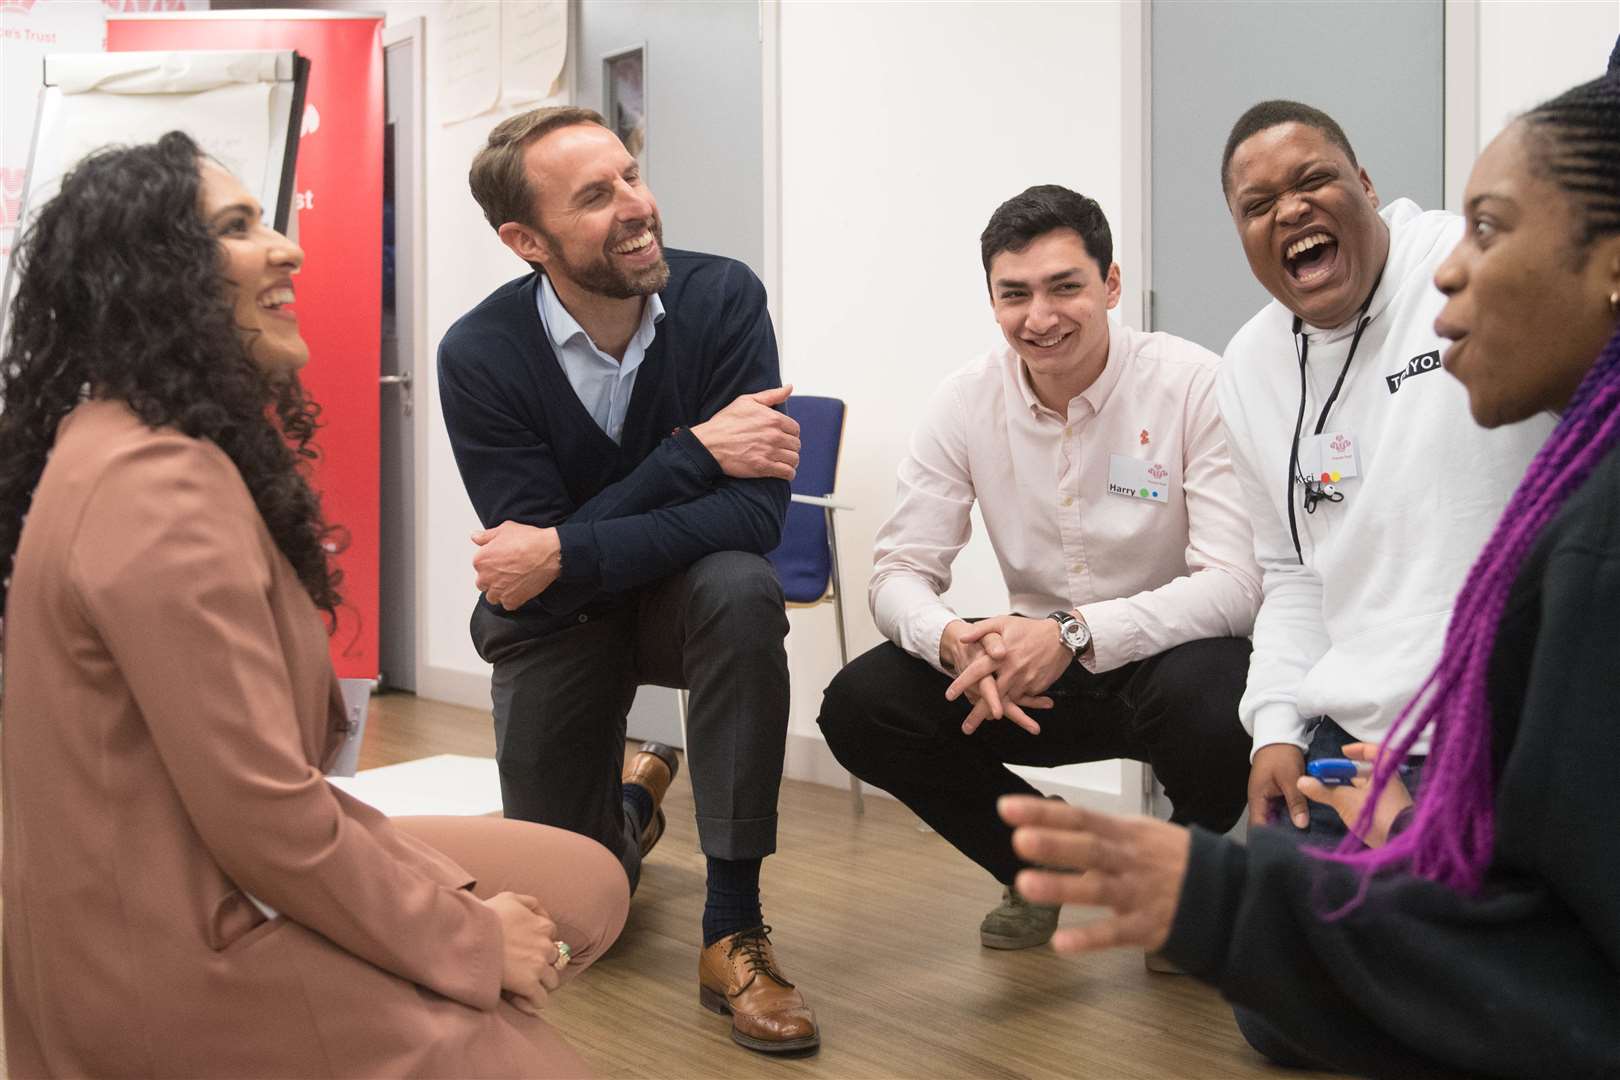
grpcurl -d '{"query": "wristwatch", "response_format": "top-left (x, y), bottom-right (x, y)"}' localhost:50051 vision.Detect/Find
top-left (1047, 610), bottom-right (1091, 659)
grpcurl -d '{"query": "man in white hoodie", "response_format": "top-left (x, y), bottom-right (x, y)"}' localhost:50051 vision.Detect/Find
top-left (1218, 100), bottom-right (1552, 837)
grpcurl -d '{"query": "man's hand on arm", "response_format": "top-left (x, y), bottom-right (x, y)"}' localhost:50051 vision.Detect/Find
top-left (1248, 743), bottom-right (1310, 830)
top-left (472, 521), bottom-right (562, 610)
top-left (690, 384), bottom-right (801, 481)
top-left (941, 617), bottom-right (1060, 736)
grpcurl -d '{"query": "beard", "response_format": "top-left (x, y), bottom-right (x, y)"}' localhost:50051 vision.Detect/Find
top-left (541, 216), bottom-right (670, 299)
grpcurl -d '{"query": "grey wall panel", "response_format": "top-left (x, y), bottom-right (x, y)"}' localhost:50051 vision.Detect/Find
top-left (576, 0), bottom-right (764, 278)
top-left (1151, 0), bottom-right (1444, 354)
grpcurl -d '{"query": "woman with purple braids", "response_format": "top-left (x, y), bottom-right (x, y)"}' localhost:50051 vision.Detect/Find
top-left (996, 58), bottom-right (1620, 1079)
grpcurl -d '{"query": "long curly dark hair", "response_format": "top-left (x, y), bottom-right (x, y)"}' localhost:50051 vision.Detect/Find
top-left (0, 131), bottom-right (341, 617)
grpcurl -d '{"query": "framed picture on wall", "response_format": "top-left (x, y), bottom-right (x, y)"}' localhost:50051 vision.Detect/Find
top-left (602, 45), bottom-right (646, 168)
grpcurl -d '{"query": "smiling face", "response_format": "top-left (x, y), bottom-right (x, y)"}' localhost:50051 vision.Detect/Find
top-left (504, 123), bottom-right (667, 300)
top-left (199, 159), bottom-right (307, 377)
top-left (1226, 122), bottom-right (1390, 329)
top-left (989, 228), bottom-right (1121, 401)
top-left (1433, 121), bottom-right (1620, 428)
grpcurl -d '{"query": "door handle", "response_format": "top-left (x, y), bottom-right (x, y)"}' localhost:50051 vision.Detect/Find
top-left (380, 371), bottom-right (413, 416)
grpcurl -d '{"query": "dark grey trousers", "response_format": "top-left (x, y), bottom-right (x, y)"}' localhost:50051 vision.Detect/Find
top-left (472, 551), bottom-right (790, 890)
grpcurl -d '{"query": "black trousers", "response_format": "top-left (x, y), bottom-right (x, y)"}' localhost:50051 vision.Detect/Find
top-left (473, 551), bottom-right (790, 890)
top-left (818, 635), bottom-right (1252, 885)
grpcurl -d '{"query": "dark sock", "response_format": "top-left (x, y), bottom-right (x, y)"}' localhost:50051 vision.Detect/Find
top-left (622, 783), bottom-right (654, 832)
top-left (702, 857), bottom-right (763, 947)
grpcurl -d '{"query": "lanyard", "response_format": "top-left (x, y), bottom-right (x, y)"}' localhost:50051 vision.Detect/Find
top-left (1285, 287), bottom-right (1378, 564)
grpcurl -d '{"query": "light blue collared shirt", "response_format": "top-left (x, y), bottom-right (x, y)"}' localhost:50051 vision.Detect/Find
top-left (537, 274), bottom-right (665, 444)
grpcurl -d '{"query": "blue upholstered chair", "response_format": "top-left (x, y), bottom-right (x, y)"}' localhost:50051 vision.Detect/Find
top-left (677, 395), bottom-right (864, 815)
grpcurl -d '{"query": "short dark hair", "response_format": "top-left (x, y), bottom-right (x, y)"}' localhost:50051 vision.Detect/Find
top-left (1220, 100), bottom-right (1360, 199)
top-left (980, 185), bottom-right (1113, 286)
top-left (469, 105), bottom-right (608, 231)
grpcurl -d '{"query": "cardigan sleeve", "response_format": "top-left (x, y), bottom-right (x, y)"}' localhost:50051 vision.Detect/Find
top-left (439, 263), bottom-right (788, 611)
top-left (554, 262), bottom-right (789, 590)
top-left (70, 435), bottom-right (506, 1012)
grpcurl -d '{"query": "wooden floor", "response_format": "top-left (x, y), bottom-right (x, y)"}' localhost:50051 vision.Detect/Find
top-left (363, 693), bottom-right (1336, 1080)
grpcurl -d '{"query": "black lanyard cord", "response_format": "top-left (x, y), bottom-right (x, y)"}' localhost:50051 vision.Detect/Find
top-left (1284, 284), bottom-right (1379, 564)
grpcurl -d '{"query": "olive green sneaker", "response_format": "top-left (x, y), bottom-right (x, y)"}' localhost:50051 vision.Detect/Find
top-left (978, 887), bottom-right (1059, 950)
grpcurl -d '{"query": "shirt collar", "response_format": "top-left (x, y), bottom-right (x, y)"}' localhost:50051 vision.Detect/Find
top-left (1011, 322), bottom-right (1129, 419)
top-left (538, 273), bottom-right (665, 357)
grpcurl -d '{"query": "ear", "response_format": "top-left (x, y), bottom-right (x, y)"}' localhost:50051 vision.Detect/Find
top-left (1104, 262), bottom-right (1122, 311)
top-left (1592, 235), bottom-right (1620, 309)
top-left (497, 220), bottom-right (552, 269)
top-left (1359, 167), bottom-right (1380, 210)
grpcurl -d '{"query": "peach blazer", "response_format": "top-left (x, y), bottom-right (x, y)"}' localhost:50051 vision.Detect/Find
top-left (2, 401), bottom-right (541, 1076)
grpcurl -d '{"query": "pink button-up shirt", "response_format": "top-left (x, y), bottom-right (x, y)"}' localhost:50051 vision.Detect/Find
top-left (869, 324), bottom-right (1261, 674)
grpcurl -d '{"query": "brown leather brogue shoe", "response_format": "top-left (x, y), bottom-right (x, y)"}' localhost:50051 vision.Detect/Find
top-left (622, 742), bottom-right (679, 857)
top-left (698, 925), bottom-right (820, 1053)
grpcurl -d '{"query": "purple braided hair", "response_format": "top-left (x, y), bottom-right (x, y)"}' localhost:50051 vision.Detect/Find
top-left (1324, 64), bottom-right (1620, 898)
top-left (1327, 324), bottom-right (1620, 896)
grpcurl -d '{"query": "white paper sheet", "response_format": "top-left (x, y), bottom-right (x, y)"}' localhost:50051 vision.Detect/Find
top-left (47, 50), bottom-right (291, 95)
top-left (29, 82), bottom-right (272, 218)
top-left (499, 0), bottom-right (568, 108)
top-left (327, 754), bottom-right (504, 817)
top-left (441, 1), bottom-right (501, 124)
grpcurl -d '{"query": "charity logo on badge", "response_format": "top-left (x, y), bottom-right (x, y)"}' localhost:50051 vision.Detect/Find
top-left (1107, 454), bottom-right (1170, 504)
top-left (1300, 431), bottom-right (1360, 484)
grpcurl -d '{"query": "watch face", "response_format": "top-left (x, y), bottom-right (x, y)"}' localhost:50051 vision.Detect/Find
top-left (1050, 611), bottom-right (1088, 652)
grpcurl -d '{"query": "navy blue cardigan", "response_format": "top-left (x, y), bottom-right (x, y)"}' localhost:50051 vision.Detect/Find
top-left (437, 249), bottom-right (789, 639)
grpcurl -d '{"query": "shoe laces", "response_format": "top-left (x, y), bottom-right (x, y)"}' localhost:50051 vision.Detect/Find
top-left (1002, 887), bottom-right (1055, 915)
top-left (728, 925), bottom-right (794, 991)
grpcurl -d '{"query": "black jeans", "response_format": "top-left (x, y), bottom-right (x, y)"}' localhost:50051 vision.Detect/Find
top-left (817, 635), bottom-right (1252, 885)
top-left (473, 551), bottom-right (790, 891)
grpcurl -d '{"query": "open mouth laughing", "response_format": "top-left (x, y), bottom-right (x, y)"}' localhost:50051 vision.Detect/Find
top-left (611, 226), bottom-right (659, 263)
top-left (1282, 229), bottom-right (1340, 288)
top-left (258, 283), bottom-right (296, 320)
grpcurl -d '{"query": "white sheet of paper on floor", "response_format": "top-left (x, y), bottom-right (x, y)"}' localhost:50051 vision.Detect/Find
top-left (327, 754), bottom-right (503, 817)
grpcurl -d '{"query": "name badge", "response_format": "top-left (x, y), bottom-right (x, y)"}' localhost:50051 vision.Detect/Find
top-left (1107, 453), bottom-right (1170, 504)
top-left (1299, 431), bottom-right (1360, 484)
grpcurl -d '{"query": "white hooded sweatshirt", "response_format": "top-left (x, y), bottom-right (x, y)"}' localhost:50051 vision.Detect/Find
top-left (1218, 198), bottom-right (1554, 756)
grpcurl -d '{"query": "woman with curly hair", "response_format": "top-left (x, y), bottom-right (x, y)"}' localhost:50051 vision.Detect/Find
top-left (0, 132), bottom-right (628, 1077)
top-left (997, 60), bottom-right (1620, 1079)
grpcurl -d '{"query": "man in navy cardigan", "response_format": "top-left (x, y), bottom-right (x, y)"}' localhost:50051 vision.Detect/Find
top-left (439, 106), bottom-right (818, 1054)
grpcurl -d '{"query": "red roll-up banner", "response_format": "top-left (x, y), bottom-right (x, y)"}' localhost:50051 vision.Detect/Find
top-left (108, 13), bottom-right (383, 680)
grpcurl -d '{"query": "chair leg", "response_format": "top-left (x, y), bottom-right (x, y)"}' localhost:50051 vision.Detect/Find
top-left (675, 688), bottom-right (699, 852)
top-left (825, 506), bottom-right (864, 817)
top-left (677, 687), bottom-right (690, 751)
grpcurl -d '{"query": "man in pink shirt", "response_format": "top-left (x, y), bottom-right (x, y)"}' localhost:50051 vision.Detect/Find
top-left (818, 186), bottom-right (1262, 952)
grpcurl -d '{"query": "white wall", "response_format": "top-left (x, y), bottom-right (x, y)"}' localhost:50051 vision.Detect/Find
top-left (397, 0), bottom-right (1620, 805)
top-left (1477, 0), bottom-right (1619, 151)
top-left (383, 1), bottom-right (577, 705)
top-left (776, 1), bottom-right (1141, 809)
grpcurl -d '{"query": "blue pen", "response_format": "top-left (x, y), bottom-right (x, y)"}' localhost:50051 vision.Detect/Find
top-left (1306, 758), bottom-right (1372, 785)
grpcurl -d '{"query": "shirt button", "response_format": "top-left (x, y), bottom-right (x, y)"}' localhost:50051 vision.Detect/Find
top-left (1073, 562), bottom-right (1084, 573)
top-left (1061, 496), bottom-right (1073, 507)
top-left (577, 614), bottom-right (589, 623)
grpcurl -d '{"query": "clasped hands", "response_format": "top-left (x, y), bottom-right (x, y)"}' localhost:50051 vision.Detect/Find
top-left (939, 614), bottom-right (1075, 736)
top-left (471, 386), bottom-right (800, 610)
top-left (482, 891), bottom-right (566, 1016)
